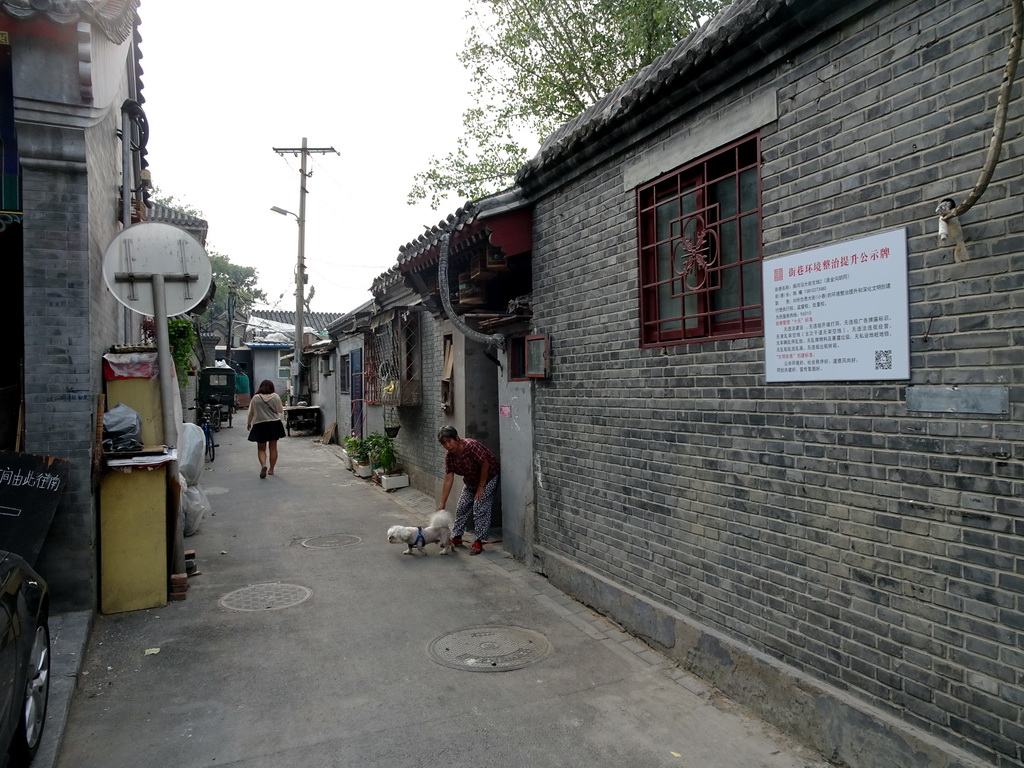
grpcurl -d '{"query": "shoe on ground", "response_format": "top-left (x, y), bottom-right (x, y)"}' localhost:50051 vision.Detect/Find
top-left (450, 537), bottom-right (464, 548)
top-left (470, 540), bottom-right (484, 555)
top-left (260, 466), bottom-right (268, 479)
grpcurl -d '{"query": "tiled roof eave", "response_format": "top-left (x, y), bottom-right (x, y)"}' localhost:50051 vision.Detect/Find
top-left (394, 186), bottom-right (528, 275)
top-left (516, 0), bottom-right (850, 194)
top-left (1, 0), bottom-right (140, 44)
top-left (371, 266), bottom-right (404, 296)
top-left (396, 204), bottom-right (482, 273)
top-left (146, 203), bottom-right (208, 230)
top-left (248, 310), bottom-right (345, 332)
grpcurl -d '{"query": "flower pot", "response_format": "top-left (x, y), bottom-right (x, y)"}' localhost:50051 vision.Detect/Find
top-left (384, 426), bottom-right (401, 438)
top-left (379, 473), bottom-right (409, 490)
top-left (354, 462), bottom-right (372, 478)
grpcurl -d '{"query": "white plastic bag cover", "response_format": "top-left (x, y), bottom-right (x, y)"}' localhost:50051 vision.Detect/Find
top-left (177, 422), bottom-right (205, 486)
top-left (181, 482), bottom-right (211, 537)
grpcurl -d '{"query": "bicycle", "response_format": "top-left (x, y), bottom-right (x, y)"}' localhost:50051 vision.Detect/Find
top-left (202, 397), bottom-right (225, 432)
top-left (189, 404), bottom-right (217, 462)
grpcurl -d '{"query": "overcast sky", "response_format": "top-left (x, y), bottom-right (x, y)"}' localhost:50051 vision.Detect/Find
top-left (138, 1), bottom-right (480, 318)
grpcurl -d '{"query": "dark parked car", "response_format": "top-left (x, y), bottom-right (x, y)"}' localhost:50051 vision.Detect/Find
top-left (0, 551), bottom-right (49, 768)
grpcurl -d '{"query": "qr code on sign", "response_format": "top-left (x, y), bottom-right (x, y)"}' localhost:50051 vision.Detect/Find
top-left (875, 349), bottom-right (893, 370)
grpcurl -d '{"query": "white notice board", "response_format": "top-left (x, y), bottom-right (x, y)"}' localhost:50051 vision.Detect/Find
top-left (763, 229), bottom-right (910, 382)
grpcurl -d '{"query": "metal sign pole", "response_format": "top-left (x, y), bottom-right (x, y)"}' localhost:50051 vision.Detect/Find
top-left (151, 275), bottom-right (178, 454)
top-left (151, 274), bottom-right (186, 578)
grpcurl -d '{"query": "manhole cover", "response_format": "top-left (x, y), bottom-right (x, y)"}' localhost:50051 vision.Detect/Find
top-left (219, 583), bottom-right (312, 612)
top-left (301, 534), bottom-right (361, 549)
top-left (428, 626), bottom-right (551, 672)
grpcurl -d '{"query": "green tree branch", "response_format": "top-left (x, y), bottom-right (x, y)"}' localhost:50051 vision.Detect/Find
top-left (409, 0), bottom-right (729, 210)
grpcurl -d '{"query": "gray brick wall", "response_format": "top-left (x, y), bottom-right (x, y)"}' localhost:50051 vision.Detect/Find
top-left (355, 311), bottom-right (496, 504)
top-left (21, 133), bottom-right (96, 611)
top-left (336, 313), bottom-right (448, 496)
top-left (21, 77), bottom-right (135, 611)
top-left (380, 315), bottom-right (449, 498)
top-left (358, 313), bottom-right (450, 499)
top-left (529, 0), bottom-right (1023, 765)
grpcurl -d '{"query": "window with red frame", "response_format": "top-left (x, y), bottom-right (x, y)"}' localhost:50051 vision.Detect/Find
top-left (637, 133), bottom-right (763, 346)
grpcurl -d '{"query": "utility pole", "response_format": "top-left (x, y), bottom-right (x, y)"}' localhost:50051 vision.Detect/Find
top-left (226, 283), bottom-right (236, 367)
top-left (272, 137), bottom-right (338, 404)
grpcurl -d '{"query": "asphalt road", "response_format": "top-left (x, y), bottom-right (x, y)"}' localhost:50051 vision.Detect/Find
top-left (52, 426), bottom-right (831, 768)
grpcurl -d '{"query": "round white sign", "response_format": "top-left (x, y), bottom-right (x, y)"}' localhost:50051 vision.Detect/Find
top-left (102, 222), bottom-right (213, 317)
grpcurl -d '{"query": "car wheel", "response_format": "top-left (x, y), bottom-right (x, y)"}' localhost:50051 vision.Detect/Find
top-left (8, 618), bottom-right (50, 767)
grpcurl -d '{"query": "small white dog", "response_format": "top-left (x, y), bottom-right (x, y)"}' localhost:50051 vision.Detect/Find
top-left (387, 510), bottom-right (454, 555)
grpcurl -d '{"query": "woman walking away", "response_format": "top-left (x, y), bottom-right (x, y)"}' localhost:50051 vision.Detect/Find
top-left (247, 379), bottom-right (285, 478)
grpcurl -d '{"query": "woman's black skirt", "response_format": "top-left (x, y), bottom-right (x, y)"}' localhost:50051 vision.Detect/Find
top-left (248, 419), bottom-right (286, 443)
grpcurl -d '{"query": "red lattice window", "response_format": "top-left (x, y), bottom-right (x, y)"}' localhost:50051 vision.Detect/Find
top-left (637, 134), bottom-right (763, 346)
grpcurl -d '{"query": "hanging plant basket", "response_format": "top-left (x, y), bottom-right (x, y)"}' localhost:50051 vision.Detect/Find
top-left (383, 404), bottom-right (401, 439)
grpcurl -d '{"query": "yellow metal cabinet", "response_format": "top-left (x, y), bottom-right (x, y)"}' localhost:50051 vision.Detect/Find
top-left (99, 466), bottom-right (168, 613)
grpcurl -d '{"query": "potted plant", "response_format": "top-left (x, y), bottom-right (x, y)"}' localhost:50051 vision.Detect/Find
top-left (344, 435), bottom-right (372, 478)
top-left (339, 434), bottom-right (355, 469)
top-left (367, 432), bottom-right (409, 490)
top-left (369, 433), bottom-right (397, 472)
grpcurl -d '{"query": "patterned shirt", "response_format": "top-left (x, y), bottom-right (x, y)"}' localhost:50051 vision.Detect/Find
top-left (444, 438), bottom-right (499, 490)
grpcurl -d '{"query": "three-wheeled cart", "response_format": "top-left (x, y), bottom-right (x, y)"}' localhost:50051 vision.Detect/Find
top-left (197, 367), bottom-right (236, 429)
top-left (284, 405), bottom-right (320, 436)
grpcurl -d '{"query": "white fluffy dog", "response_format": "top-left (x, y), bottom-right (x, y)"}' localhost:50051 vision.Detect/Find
top-left (387, 509), bottom-right (454, 555)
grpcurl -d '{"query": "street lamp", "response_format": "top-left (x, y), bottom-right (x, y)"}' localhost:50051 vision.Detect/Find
top-left (271, 204), bottom-right (305, 404)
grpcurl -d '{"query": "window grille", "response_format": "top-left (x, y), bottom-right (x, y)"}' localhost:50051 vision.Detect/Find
top-left (637, 133), bottom-right (763, 346)
top-left (364, 310), bottom-right (422, 406)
